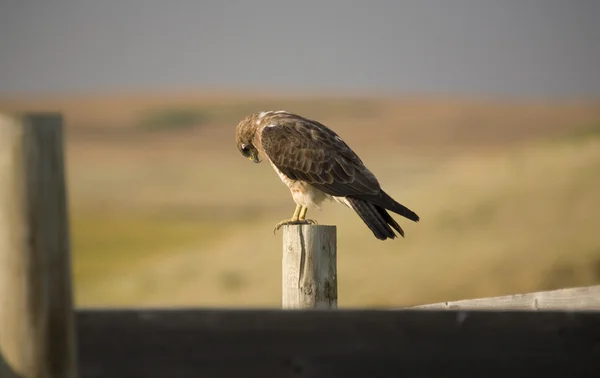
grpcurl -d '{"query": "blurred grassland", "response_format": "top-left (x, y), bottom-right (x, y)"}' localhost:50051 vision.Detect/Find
top-left (2, 93), bottom-right (600, 308)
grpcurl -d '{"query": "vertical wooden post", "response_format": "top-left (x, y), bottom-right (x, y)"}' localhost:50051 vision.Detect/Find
top-left (0, 113), bottom-right (78, 378)
top-left (282, 224), bottom-right (337, 309)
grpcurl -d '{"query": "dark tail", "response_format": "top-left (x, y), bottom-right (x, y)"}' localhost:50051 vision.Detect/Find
top-left (357, 190), bottom-right (420, 222)
top-left (346, 197), bottom-right (404, 240)
top-left (346, 191), bottom-right (419, 241)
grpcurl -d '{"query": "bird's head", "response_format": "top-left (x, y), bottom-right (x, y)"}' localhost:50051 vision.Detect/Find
top-left (235, 113), bottom-right (261, 164)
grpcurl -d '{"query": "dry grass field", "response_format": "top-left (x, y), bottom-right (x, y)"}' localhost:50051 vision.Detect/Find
top-left (2, 92), bottom-right (600, 308)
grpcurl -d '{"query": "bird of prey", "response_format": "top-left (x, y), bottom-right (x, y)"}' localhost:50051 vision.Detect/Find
top-left (235, 110), bottom-right (420, 240)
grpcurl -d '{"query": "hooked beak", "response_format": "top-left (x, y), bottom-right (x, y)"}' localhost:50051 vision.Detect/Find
top-left (249, 150), bottom-right (261, 163)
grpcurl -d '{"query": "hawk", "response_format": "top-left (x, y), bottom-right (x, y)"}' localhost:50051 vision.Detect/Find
top-left (235, 110), bottom-right (420, 240)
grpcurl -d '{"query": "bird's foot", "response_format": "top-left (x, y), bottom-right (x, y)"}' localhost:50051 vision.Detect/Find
top-left (273, 219), bottom-right (318, 234)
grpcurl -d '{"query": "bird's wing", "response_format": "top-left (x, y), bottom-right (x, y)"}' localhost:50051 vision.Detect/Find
top-left (260, 116), bottom-right (381, 197)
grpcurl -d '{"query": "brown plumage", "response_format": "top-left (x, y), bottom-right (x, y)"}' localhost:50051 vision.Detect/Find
top-left (235, 110), bottom-right (419, 240)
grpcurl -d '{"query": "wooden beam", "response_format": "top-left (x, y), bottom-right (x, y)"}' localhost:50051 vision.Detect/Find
top-left (408, 285), bottom-right (600, 311)
top-left (282, 224), bottom-right (337, 309)
top-left (76, 309), bottom-right (600, 378)
top-left (0, 113), bottom-right (78, 378)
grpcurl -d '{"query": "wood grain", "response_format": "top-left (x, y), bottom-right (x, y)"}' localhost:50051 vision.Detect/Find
top-left (409, 285), bottom-right (600, 311)
top-left (282, 225), bottom-right (337, 309)
top-left (0, 113), bottom-right (77, 378)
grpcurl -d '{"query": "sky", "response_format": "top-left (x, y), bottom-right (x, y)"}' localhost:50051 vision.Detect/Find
top-left (1, 0), bottom-right (599, 97)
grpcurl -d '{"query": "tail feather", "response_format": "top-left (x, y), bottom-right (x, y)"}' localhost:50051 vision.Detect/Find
top-left (347, 197), bottom-right (404, 240)
top-left (354, 190), bottom-right (420, 223)
top-left (374, 205), bottom-right (404, 237)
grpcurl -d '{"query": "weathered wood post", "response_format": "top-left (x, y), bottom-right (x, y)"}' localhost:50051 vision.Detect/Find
top-left (0, 113), bottom-right (78, 378)
top-left (282, 224), bottom-right (337, 309)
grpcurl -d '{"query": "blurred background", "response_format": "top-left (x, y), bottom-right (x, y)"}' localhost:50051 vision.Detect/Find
top-left (0, 0), bottom-right (599, 308)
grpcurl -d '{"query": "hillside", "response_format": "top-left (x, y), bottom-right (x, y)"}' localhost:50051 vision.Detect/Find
top-left (1, 92), bottom-right (599, 307)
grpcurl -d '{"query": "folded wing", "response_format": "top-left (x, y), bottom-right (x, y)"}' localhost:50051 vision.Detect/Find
top-left (260, 116), bottom-right (381, 197)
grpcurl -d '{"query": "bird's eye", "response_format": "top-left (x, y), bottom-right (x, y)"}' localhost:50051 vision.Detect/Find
top-left (241, 144), bottom-right (250, 154)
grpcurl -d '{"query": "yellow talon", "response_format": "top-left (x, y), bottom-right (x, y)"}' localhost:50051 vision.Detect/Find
top-left (273, 205), bottom-right (318, 234)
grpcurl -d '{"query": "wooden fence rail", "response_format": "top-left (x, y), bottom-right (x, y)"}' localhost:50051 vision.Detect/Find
top-left (409, 285), bottom-right (600, 311)
top-left (75, 308), bottom-right (600, 378)
top-left (1, 111), bottom-right (600, 378)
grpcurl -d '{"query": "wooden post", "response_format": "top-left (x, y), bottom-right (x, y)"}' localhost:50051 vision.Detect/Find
top-left (282, 225), bottom-right (337, 309)
top-left (0, 113), bottom-right (78, 378)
